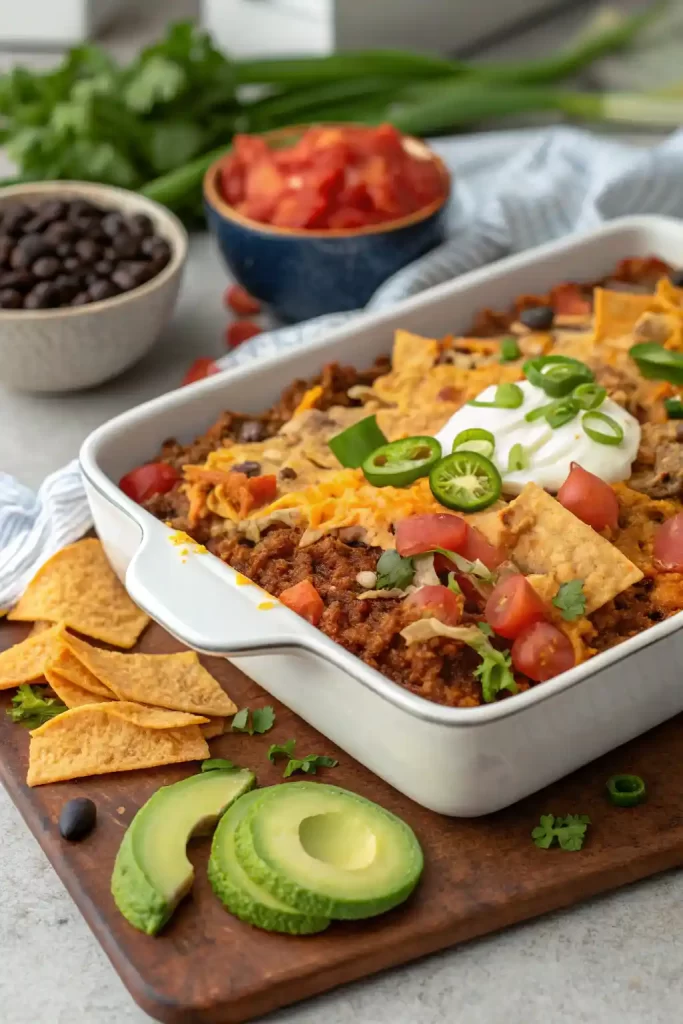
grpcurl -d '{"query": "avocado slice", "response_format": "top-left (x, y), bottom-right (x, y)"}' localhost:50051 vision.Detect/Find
top-left (235, 782), bottom-right (423, 920)
top-left (112, 768), bottom-right (255, 935)
top-left (208, 789), bottom-right (330, 934)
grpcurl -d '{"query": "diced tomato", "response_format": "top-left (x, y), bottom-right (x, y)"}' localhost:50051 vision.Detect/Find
top-left (326, 207), bottom-right (369, 230)
top-left (279, 579), bottom-right (324, 625)
top-left (226, 321), bottom-right (263, 348)
top-left (653, 512), bottom-right (683, 571)
top-left (485, 574), bottom-right (547, 640)
top-left (119, 462), bottom-right (179, 504)
top-left (270, 190), bottom-right (328, 229)
top-left (557, 462), bottom-right (619, 533)
top-left (242, 159), bottom-right (287, 222)
top-left (219, 154), bottom-right (244, 206)
top-left (405, 584), bottom-right (463, 626)
top-left (181, 357), bottom-right (220, 386)
top-left (460, 525), bottom-right (506, 570)
top-left (247, 474), bottom-right (277, 508)
top-left (395, 513), bottom-right (468, 558)
top-left (225, 284), bottom-right (261, 316)
top-left (511, 621), bottom-right (575, 682)
top-left (551, 283), bottom-right (591, 316)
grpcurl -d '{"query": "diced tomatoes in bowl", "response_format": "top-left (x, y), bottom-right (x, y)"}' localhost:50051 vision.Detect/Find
top-left (216, 124), bottom-right (448, 233)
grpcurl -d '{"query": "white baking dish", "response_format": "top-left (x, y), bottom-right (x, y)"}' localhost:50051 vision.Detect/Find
top-left (80, 215), bottom-right (683, 817)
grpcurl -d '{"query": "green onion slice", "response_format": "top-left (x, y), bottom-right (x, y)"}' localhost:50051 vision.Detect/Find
top-left (507, 443), bottom-right (528, 472)
top-left (499, 336), bottom-right (521, 363)
top-left (573, 382), bottom-right (607, 410)
top-left (545, 396), bottom-right (580, 429)
top-left (328, 414), bottom-right (387, 469)
top-left (606, 774), bottom-right (646, 807)
top-left (429, 451), bottom-right (502, 512)
top-left (665, 396), bottom-right (683, 419)
top-left (524, 355), bottom-right (594, 397)
top-left (582, 411), bottom-right (624, 446)
top-left (452, 427), bottom-right (495, 458)
top-left (468, 382), bottom-right (524, 409)
top-left (630, 342), bottom-right (683, 386)
top-left (362, 435), bottom-right (442, 488)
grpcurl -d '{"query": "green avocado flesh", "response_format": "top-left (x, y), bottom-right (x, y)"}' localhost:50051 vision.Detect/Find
top-left (208, 790), bottom-right (330, 935)
top-left (112, 768), bottom-right (255, 935)
top-left (234, 783), bottom-right (423, 921)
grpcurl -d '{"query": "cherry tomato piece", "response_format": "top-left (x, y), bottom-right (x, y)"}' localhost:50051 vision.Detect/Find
top-left (511, 621), bottom-right (575, 682)
top-left (485, 574), bottom-right (547, 640)
top-left (247, 474), bottom-right (277, 508)
top-left (226, 320), bottom-right (263, 349)
top-left (459, 524), bottom-right (506, 570)
top-left (182, 357), bottom-right (220, 386)
top-left (225, 284), bottom-right (261, 316)
top-left (653, 512), bottom-right (683, 571)
top-left (557, 462), bottom-right (619, 532)
top-left (405, 584), bottom-right (463, 626)
top-left (119, 462), bottom-right (179, 504)
top-left (395, 513), bottom-right (467, 558)
top-left (279, 579), bottom-right (324, 625)
top-left (551, 283), bottom-right (591, 316)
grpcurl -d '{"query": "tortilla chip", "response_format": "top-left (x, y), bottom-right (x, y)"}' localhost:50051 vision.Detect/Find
top-left (593, 288), bottom-right (654, 342)
top-left (392, 330), bottom-right (440, 375)
top-left (476, 482), bottom-right (643, 614)
top-left (62, 632), bottom-right (237, 717)
top-left (44, 666), bottom-right (105, 708)
top-left (8, 539), bottom-right (149, 648)
top-left (28, 621), bottom-right (54, 637)
top-left (49, 641), bottom-right (115, 699)
top-left (27, 702), bottom-right (209, 786)
top-left (201, 717), bottom-right (226, 739)
top-left (0, 624), bottom-right (62, 690)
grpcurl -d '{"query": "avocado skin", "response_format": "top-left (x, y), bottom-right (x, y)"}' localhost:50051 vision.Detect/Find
top-left (234, 783), bottom-right (424, 921)
top-left (111, 828), bottom-right (174, 936)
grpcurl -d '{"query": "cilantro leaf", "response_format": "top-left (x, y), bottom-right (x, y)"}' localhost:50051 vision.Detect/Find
top-left (376, 550), bottom-right (414, 590)
top-left (474, 646), bottom-right (517, 703)
top-left (284, 754), bottom-right (339, 779)
top-left (251, 706), bottom-right (276, 735)
top-left (8, 685), bottom-right (67, 729)
top-left (532, 813), bottom-right (590, 851)
top-left (201, 758), bottom-right (241, 772)
top-left (124, 55), bottom-right (187, 113)
top-left (231, 708), bottom-right (252, 735)
top-left (552, 580), bottom-right (586, 621)
top-left (268, 739), bottom-right (297, 763)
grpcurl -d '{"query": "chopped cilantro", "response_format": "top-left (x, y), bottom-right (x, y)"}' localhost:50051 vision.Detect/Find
top-left (201, 758), bottom-right (241, 772)
top-left (232, 705), bottom-right (276, 736)
top-left (8, 685), bottom-right (67, 728)
top-left (474, 645), bottom-right (517, 703)
top-left (552, 579), bottom-right (586, 621)
top-left (267, 739), bottom-right (297, 763)
top-left (375, 549), bottom-right (415, 590)
top-left (268, 738), bottom-right (338, 778)
top-left (532, 813), bottom-right (591, 851)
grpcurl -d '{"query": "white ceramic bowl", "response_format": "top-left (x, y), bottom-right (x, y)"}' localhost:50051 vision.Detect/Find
top-left (0, 181), bottom-right (188, 392)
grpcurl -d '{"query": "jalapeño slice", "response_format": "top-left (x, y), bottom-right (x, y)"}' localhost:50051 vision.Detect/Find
top-left (328, 414), bottom-right (388, 469)
top-left (362, 436), bottom-right (442, 488)
top-left (630, 342), bottom-right (683, 385)
top-left (429, 451), bottom-right (502, 512)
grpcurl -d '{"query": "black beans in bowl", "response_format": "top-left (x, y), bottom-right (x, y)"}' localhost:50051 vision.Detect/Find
top-left (0, 197), bottom-right (173, 310)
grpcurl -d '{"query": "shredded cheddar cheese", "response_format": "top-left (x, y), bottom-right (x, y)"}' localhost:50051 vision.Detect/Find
top-left (292, 385), bottom-right (324, 418)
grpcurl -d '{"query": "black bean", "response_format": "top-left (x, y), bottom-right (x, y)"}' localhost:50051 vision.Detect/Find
top-left (32, 256), bottom-right (61, 280)
top-left (141, 236), bottom-right (171, 262)
top-left (0, 288), bottom-right (22, 308)
top-left (54, 274), bottom-right (79, 302)
top-left (38, 198), bottom-right (67, 222)
top-left (128, 212), bottom-right (154, 238)
top-left (74, 238), bottom-right (101, 264)
top-left (58, 797), bottom-right (97, 841)
top-left (88, 279), bottom-right (119, 302)
top-left (1, 270), bottom-right (35, 293)
top-left (101, 212), bottom-right (126, 238)
top-left (279, 467), bottom-right (298, 481)
top-left (2, 203), bottom-right (31, 235)
top-left (111, 232), bottom-right (140, 259)
top-left (232, 460), bottom-right (262, 477)
top-left (670, 269), bottom-right (683, 288)
top-left (94, 259), bottom-right (114, 277)
top-left (67, 199), bottom-right (98, 221)
top-left (11, 235), bottom-right (52, 267)
top-left (519, 305), bottom-right (555, 331)
top-left (45, 220), bottom-right (77, 245)
top-left (24, 281), bottom-right (60, 308)
top-left (23, 214), bottom-right (52, 234)
top-left (84, 272), bottom-right (100, 287)
top-left (111, 267), bottom-right (136, 292)
top-left (103, 245), bottom-right (117, 261)
top-left (55, 242), bottom-right (74, 259)
top-left (0, 236), bottom-right (13, 266)
top-left (125, 260), bottom-right (154, 284)
top-left (70, 291), bottom-right (91, 306)
top-left (239, 421), bottom-right (266, 443)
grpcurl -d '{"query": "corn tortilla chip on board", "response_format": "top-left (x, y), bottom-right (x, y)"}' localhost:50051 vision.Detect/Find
top-left (49, 641), bottom-right (115, 699)
top-left (43, 665), bottom-right (108, 708)
top-left (62, 632), bottom-right (238, 717)
top-left (7, 539), bottom-right (149, 648)
top-left (27, 702), bottom-right (210, 786)
top-left (0, 624), bottom-right (64, 690)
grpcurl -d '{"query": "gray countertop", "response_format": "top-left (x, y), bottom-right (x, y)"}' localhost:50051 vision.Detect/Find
top-left (1, 3), bottom-right (682, 1023)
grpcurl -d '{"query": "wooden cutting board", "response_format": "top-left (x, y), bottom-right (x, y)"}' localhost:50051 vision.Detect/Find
top-left (1, 617), bottom-right (683, 1024)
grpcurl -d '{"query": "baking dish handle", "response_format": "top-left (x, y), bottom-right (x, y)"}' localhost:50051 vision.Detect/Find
top-left (125, 523), bottom-right (312, 657)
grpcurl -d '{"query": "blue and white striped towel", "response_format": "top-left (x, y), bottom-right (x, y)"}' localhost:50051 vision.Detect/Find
top-left (3, 124), bottom-right (683, 607)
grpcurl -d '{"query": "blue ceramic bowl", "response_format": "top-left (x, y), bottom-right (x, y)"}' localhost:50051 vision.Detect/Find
top-left (203, 127), bottom-right (450, 323)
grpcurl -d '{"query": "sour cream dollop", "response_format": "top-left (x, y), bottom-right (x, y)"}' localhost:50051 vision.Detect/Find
top-left (434, 380), bottom-right (641, 494)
